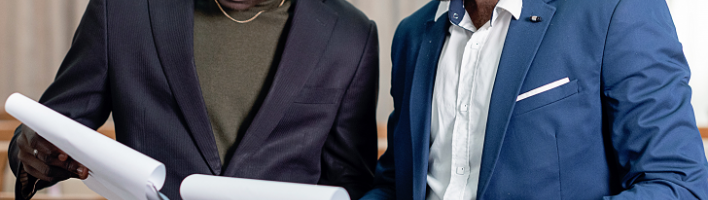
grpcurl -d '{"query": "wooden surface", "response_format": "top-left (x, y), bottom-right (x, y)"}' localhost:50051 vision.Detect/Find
top-left (0, 120), bottom-right (20, 141)
top-left (701, 127), bottom-right (708, 139)
top-left (0, 111), bottom-right (11, 120)
top-left (0, 141), bottom-right (8, 191)
top-left (377, 125), bottom-right (387, 158)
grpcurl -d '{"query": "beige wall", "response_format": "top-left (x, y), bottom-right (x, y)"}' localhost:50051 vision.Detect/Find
top-left (0, 0), bottom-right (91, 194)
top-left (0, 0), bottom-right (89, 113)
top-left (346, 0), bottom-right (430, 123)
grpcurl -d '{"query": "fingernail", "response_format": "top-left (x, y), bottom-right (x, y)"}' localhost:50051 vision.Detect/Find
top-left (58, 154), bottom-right (68, 161)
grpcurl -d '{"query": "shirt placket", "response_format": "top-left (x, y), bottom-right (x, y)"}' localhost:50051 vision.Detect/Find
top-left (444, 23), bottom-right (491, 199)
top-left (443, 27), bottom-right (474, 200)
top-left (467, 25), bottom-right (490, 200)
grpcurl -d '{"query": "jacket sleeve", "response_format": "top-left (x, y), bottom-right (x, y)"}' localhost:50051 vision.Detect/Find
top-left (317, 20), bottom-right (380, 200)
top-left (359, 110), bottom-right (398, 200)
top-left (8, 0), bottom-right (112, 199)
top-left (601, 0), bottom-right (708, 199)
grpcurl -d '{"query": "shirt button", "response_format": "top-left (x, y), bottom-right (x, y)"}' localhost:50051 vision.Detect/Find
top-left (461, 104), bottom-right (468, 112)
top-left (456, 167), bottom-right (465, 175)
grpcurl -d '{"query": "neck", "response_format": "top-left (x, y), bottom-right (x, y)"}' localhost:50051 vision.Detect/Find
top-left (465, 0), bottom-right (499, 29)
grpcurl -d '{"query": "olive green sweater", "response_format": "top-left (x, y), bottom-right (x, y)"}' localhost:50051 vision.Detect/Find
top-left (194, 0), bottom-right (291, 164)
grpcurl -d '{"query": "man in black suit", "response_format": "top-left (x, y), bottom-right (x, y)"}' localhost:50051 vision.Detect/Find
top-left (7, 0), bottom-right (379, 199)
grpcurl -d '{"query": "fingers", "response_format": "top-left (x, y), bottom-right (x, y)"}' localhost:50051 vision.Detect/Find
top-left (63, 157), bottom-right (89, 179)
top-left (17, 126), bottom-right (89, 180)
top-left (58, 152), bottom-right (69, 162)
top-left (52, 146), bottom-right (69, 162)
top-left (19, 150), bottom-right (73, 182)
top-left (34, 150), bottom-right (88, 179)
top-left (18, 134), bottom-right (60, 165)
top-left (17, 127), bottom-right (56, 158)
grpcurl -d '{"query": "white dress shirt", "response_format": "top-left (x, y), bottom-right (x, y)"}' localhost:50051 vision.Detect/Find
top-left (427, 0), bottom-right (522, 200)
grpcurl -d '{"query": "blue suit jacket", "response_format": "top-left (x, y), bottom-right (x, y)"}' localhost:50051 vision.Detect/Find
top-left (362, 0), bottom-right (708, 199)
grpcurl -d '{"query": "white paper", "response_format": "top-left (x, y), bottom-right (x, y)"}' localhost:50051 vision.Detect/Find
top-left (4, 93), bottom-right (166, 200)
top-left (180, 174), bottom-right (350, 200)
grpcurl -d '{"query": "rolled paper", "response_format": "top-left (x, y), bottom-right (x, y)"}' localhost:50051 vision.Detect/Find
top-left (180, 174), bottom-right (350, 200)
top-left (5, 93), bottom-right (166, 200)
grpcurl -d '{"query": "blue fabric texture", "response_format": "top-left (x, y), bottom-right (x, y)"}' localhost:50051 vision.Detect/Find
top-left (362, 0), bottom-right (708, 199)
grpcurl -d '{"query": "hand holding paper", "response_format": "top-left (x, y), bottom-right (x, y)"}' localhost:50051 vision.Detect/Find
top-left (15, 124), bottom-right (89, 182)
top-left (5, 93), bottom-right (166, 200)
top-left (7, 93), bottom-right (351, 200)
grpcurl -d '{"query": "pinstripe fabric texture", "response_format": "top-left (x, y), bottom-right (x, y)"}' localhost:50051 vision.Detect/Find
top-left (8, 0), bottom-right (380, 199)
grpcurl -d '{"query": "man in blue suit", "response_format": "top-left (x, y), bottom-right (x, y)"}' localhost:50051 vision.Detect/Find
top-left (362, 0), bottom-right (708, 199)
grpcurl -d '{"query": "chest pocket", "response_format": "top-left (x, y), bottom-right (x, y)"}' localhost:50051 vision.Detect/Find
top-left (513, 79), bottom-right (579, 116)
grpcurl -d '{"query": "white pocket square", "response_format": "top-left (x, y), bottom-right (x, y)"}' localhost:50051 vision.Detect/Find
top-left (516, 77), bottom-right (570, 102)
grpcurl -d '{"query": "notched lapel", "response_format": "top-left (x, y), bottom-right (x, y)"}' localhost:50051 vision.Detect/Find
top-left (147, 0), bottom-right (222, 174)
top-left (477, 0), bottom-right (556, 197)
top-left (223, 0), bottom-right (339, 175)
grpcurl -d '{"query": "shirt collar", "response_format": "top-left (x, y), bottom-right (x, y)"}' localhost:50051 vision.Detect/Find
top-left (435, 0), bottom-right (523, 26)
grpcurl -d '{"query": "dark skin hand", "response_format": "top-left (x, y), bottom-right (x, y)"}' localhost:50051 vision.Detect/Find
top-left (16, 125), bottom-right (89, 182)
top-left (218, 0), bottom-right (269, 11)
top-left (465, 0), bottom-right (499, 29)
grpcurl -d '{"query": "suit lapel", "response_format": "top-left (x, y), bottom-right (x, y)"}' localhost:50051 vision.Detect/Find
top-left (476, 0), bottom-right (556, 197)
top-left (223, 0), bottom-right (338, 174)
top-left (409, 13), bottom-right (450, 200)
top-left (148, 0), bottom-right (222, 174)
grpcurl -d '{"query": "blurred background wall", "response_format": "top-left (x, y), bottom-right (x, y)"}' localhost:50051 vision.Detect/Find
top-left (0, 0), bottom-right (705, 198)
top-left (347, 0), bottom-right (429, 125)
top-left (0, 0), bottom-right (89, 109)
top-left (668, 0), bottom-right (708, 127)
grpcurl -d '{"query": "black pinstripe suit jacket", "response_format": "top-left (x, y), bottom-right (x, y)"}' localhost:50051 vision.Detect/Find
top-left (9, 0), bottom-right (380, 199)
